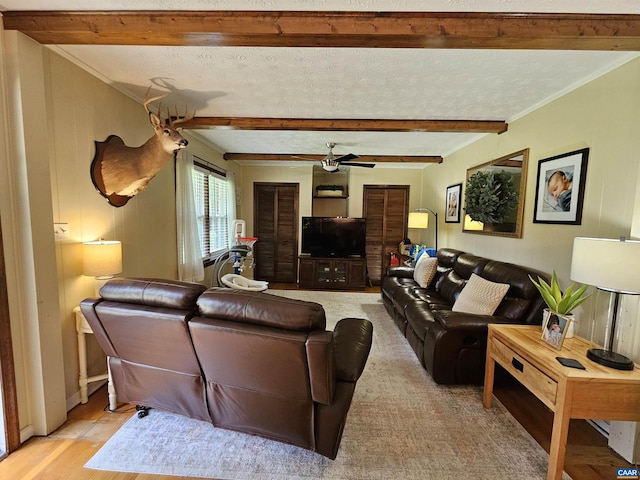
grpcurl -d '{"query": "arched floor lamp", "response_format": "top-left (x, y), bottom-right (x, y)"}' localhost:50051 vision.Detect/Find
top-left (408, 208), bottom-right (438, 251)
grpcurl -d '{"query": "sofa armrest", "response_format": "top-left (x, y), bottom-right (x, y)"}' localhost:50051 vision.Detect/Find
top-left (386, 266), bottom-right (415, 279)
top-left (306, 331), bottom-right (335, 405)
top-left (332, 318), bottom-right (373, 382)
top-left (433, 309), bottom-right (514, 331)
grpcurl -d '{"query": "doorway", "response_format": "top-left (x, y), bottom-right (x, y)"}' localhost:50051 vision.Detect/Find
top-left (253, 183), bottom-right (299, 283)
top-left (363, 185), bottom-right (410, 285)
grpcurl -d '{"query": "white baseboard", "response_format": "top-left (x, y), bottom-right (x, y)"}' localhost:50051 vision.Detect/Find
top-left (19, 424), bottom-right (34, 444)
top-left (65, 380), bottom-right (108, 412)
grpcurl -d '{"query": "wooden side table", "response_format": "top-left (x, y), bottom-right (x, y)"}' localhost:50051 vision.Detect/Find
top-left (74, 307), bottom-right (117, 411)
top-left (483, 324), bottom-right (640, 480)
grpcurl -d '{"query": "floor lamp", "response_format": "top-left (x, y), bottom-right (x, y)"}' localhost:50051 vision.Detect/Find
top-left (570, 237), bottom-right (640, 370)
top-left (408, 208), bottom-right (438, 251)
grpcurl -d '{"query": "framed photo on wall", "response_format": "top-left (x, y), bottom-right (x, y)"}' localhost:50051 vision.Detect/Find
top-left (533, 148), bottom-right (589, 225)
top-left (445, 183), bottom-right (462, 223)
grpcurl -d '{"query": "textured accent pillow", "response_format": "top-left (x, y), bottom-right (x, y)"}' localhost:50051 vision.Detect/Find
top-left (452, 273), bottom-right (510, 315)
top-left (413, 254), bottom-right (438, 288)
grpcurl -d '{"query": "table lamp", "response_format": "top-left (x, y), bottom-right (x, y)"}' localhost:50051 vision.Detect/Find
top-left (82, 239), bottom-right (122, 295)
top-left (570, 236), bottom-right (640, 370)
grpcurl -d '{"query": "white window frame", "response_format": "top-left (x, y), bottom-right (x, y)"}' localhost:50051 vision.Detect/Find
top-left (193, 160), bottom-right (229, 264)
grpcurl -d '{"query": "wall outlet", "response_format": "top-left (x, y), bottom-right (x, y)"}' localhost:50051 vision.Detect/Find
top-left (54, 223), bottom-right (69, 241)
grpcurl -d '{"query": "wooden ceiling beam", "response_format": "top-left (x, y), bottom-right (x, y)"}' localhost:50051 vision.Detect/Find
top-left (223, 153), bottom-right (442, 163)
top-left (180, 117), bottom-right (507, 134)
top-left (5, 11), bottom-right (640, 50)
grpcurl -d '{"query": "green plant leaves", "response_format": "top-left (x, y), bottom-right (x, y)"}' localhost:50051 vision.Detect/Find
top-left (528, 271), bottom-right (592, 315)
top-left (464, 170), bottom-right (518, 224)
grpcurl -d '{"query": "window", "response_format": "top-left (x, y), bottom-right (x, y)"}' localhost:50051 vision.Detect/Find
top-left (193, 161), bottom-right (229, 262)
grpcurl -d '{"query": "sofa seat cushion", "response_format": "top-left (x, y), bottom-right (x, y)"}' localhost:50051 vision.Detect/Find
top-left (452, 273), bottom-right (510, 316)
top-left (412, 289), bottom-right (452, 310)
top-left (404, 302), bottom-right (437, 341)
top-left (381, 274), bottom-right (417, 298)
top-left (391, 286), bottom-right (421, 312)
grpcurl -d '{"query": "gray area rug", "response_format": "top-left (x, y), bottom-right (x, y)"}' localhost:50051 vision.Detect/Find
top-left (86, 290), bottom-right (567, 479)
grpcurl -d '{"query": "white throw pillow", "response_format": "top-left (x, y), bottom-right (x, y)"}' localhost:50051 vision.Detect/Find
top-left (413, 254), bottom-right (437, 288)
top-left (452, 273), bottom-right (510, 315)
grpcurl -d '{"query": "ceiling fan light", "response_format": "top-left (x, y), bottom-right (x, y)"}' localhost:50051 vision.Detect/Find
top-left (322, 159), bottom-right (339, 172)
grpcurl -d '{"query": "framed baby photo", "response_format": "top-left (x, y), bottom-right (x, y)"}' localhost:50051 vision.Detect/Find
top-left (445, 183), bottom-right (462, 223)
top-left (541, 311), bottom-right (570, 350)
top-left (533, 148), bottom-right (589, 225)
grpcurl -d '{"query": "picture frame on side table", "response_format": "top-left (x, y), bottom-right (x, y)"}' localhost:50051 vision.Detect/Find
top-left (541, 311), bottom-right (570, 350)
top-left (445, 183), bottom-right (462, 223)
top-left (533, 148), bottom-right (589, 225)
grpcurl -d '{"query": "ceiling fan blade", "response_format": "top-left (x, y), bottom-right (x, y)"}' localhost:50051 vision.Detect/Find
top-left (340, 162), bottom-right (375, 168)
top-left (291, 155), bottom-right (320, 161)
top-left (335, 153), bottom-right (359, 162)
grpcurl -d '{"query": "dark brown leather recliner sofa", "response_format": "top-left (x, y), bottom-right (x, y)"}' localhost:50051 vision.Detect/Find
top-left (80, 277), bottom-right (373, 459)
top-left (381, 248), bottom-right (548, 385)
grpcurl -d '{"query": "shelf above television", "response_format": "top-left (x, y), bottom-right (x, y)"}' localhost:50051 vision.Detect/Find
top-left (313, 194), bottom-right (348, 199)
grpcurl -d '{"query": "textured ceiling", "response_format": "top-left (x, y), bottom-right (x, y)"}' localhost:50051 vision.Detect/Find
top-left (2, 1), bottom-right (640, 168)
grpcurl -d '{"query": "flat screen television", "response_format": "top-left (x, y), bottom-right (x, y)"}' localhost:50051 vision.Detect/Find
top-left (301, 216), bottom-right (366, 258)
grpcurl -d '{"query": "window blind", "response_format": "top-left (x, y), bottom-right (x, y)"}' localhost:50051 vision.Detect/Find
top-left (193, 161), bottom-right (229, 260)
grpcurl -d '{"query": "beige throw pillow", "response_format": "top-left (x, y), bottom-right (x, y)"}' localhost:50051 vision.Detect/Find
top-left (413, 254), bottom-right (437, 288)
top-left (452, 273), bottom-right (510, 315)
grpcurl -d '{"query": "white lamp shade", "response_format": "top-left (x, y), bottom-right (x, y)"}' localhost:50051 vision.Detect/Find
top-left (408, 212), bottom-right (429, 229)
top-left (571, 237), bottom-right (640, 293)
top-left (82, 240), bottom-right (122, 278)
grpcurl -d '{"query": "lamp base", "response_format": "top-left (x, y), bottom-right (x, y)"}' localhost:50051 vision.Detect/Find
top-left (586, 348), bottom-right (634, 370)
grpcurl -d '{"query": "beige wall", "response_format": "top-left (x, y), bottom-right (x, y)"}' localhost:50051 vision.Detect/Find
top-left (422, 55), bottom-right (640, 344)
top-left (239, 164), bottom-right (425, 249)
top-left (0, 32), bottom-right (227, 436)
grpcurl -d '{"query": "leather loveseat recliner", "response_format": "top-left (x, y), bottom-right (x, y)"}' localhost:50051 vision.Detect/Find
top-left (81, 277), bottom-right (373, 459)
top-left (381, 248), bottom-right (548, 385)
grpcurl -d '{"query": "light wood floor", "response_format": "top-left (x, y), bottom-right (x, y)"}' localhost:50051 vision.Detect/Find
top-left (0, 285), bottom-right (634, 479)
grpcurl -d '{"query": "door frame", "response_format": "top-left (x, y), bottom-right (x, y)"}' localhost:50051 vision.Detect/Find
top-left (0, 221), bottom-right (20, 457)
top-left (253, 182), bottom-right (299, 283)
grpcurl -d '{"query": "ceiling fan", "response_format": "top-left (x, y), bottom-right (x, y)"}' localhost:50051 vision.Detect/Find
top-left (294, 142), bottom-right (375, 172)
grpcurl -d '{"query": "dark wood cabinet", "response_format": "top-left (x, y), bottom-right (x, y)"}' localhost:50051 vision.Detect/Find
top-left (253, 183), bottom-right (299, 283)
top-left (363, 185), bottom-right (409, 285)
top-left (298, 256), bottom-right (366, 290)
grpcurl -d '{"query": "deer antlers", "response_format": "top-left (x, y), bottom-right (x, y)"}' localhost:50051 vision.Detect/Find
top-left (168, 105), bottom-right (196, 126)
top-left (143, 85), bottom-right (195, 126)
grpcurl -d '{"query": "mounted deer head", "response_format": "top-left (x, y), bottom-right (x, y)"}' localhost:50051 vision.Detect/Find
top-left (90, 87), bottom-right (195, 207)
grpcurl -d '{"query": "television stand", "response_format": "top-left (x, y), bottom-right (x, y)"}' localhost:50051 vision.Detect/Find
top-left (298, 256), bottom-right (367, 290)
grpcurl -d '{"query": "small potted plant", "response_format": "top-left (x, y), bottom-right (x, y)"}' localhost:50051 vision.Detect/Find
top-left (529, 271), bottom-right (591, 339)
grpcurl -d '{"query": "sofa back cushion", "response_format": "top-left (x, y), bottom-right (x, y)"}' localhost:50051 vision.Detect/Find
top-left (189, 316), bottom-right (319, 450)
top-left (483, 261), bottom-right (548, 324)
top-left (100, 277), bottom-right (206, 310)
top-left (197, 288), bottom-right (326, 331)
top-left (432, 248), bottom-right (465, 291)
top-left (436, 253), bottom-right (490, 304)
